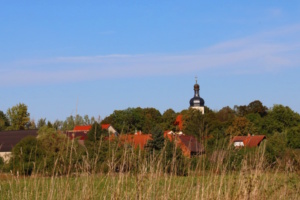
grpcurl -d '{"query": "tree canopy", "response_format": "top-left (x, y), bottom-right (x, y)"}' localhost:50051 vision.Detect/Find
top-left (0, 110), bottom-right (9, 131)
top-left (101, 107), bottom-right (163, 134)
top-left (6, 103), bottom-right (30, 130)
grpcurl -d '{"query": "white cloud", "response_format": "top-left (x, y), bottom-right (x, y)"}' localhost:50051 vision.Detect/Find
top-left (1, 24), bottom-right (300, 86)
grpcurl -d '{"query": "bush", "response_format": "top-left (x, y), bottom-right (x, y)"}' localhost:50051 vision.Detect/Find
top-left (10, 136), bottom-right (45, 175)
top-left (265, 133), bottom-right (287, 164)
top-left (287, 126), bottom-right (300, 149)
top-left (37, 126), bottom-right (80, 175)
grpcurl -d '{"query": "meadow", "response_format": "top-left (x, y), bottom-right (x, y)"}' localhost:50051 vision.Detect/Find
top-left (1, 143), bottom-right (299, 200)
top-left (0, 171), bottom-right (299, 199)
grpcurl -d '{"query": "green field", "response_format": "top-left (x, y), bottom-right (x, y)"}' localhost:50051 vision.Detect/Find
top-left (1, 171), bottom-right (299, 200)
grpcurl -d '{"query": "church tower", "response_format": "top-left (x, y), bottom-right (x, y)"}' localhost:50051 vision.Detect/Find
top-left (189, 77), bottom-right (205, 114)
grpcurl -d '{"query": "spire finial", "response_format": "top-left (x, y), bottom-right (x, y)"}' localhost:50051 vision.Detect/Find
top-left (195, 76), bottom-right (198, 84)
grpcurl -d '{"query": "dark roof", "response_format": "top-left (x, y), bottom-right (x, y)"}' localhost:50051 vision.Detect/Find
top-left (0, 130), bottom-right (38, 152)
top-left (190, 96), bottom-right (205, 107)
top-left (178, 135), bottom-right (204, 153)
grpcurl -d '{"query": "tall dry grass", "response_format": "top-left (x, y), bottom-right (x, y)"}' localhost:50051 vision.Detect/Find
top-left (0, 140), bottom-right (299, 200)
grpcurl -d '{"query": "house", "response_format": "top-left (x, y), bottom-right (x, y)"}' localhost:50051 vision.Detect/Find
top-left (118, 131), bottom-right (152, 150)
top-left (164, 130), bottom-right (205, 157)
top-left (231, 134), bottom-right (266, 148)
top-left (101, 124), bottom-right (119, 136)
top-left (73, 125), bottom-right (92, 133)
top-left (0, 130), bottom-right (38, 162)
top-left (177, 135), bottom-right (205, 157)
top-left (64, 124), bottom-right (118, 144)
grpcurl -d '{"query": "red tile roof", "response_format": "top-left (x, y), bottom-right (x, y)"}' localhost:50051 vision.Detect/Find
top-left (73, 125), bottom-right (92, 131)
top-left (101, 124), bottom-right (110, 130)
top-left (116, 133), bottom-right (152, 150)
top-left (244, 135), bottom-right (266, 147)
top-left (65, 124), bottom-right (115, 141)
top-left (231, 135), bottom-right (266, 147)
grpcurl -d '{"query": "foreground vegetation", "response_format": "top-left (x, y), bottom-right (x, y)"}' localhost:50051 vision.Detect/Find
top-left (1, 138), bottom-right (300, 199)
top-left (0, 171), bottom-right (299, 200)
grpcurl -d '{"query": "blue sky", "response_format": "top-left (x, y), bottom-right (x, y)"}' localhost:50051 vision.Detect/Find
top-left (1, 1), bottom-right (300, 122)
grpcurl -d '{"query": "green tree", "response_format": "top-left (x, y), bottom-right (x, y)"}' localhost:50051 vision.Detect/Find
top-left (10, 136), bottom-right (45, 175)
top-left (53, 120), bottom-right (63, 130)
top-left (37, 118), bottom-right (46, 129)
top-left (87, 122), bottom-right (108, 142)
top-left (38, 126), bottom-right (68, 156)
top-left (37, 126), bottom-right (76, 174)
top-left (247, 100), bottom-right (268, 117)
top-left (47, 121), bottom-right (53, 128)
top-left (234, 105), bottom-right (248, 117)
top-left (216, 106), bottom-right (235, 123)
top-left (226, 116), bottom-right (256, 137)
top-left (287, 126), bottom-right (300, 149)
top-left (270, 105), bottom-right (300, 129)
top-left (261, 105), bottom-right (300, 135)
top-left (84, 115), bottom-right (91, 125)
top-left (29, 119), bottom-right (37, 129)
top-left (85, 122), bottom-right (110, 172)
top-left (0, 110), bottom-right (9, 131)
top-left (6, 103), bottom-right (30, 130)
top-left (102, 107), bottom-right (162, 134)
top-left (62, 115), bottom-right (75, 131)
top-left (182, 109), bottom-right (204, 139)
top-left (146, 125), bottom-right (164, 152)
top-left (161, 109), bottom-right (177, 131)
top-left (143, 108), bottom-right (162, 133)
top-left (265, 132), bottom-right (287, 163)
top-left (74, 114), bottom-right (85, 126)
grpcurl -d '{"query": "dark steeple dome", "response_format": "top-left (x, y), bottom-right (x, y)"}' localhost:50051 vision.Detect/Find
top-left (190, 79), bottom-right (205, 107)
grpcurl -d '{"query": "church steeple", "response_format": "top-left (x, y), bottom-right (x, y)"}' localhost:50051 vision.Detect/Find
top-left (189, 77), bottom-right (205, 114)
top-left (194, 76), bottom-right (200, 97)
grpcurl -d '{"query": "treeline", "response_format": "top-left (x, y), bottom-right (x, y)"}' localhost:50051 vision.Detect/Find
top-left (0, 103), bottom-right (97, 131)
top-left (1, 101), bottom-right (300, 151)
top-left (101, 100), bottom-right (300, 149)
top-left (1, 100), bottom-right (300, 174)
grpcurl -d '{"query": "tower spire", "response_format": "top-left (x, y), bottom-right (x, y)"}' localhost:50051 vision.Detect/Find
top-left (189, 77), bottom-right (205, 114)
